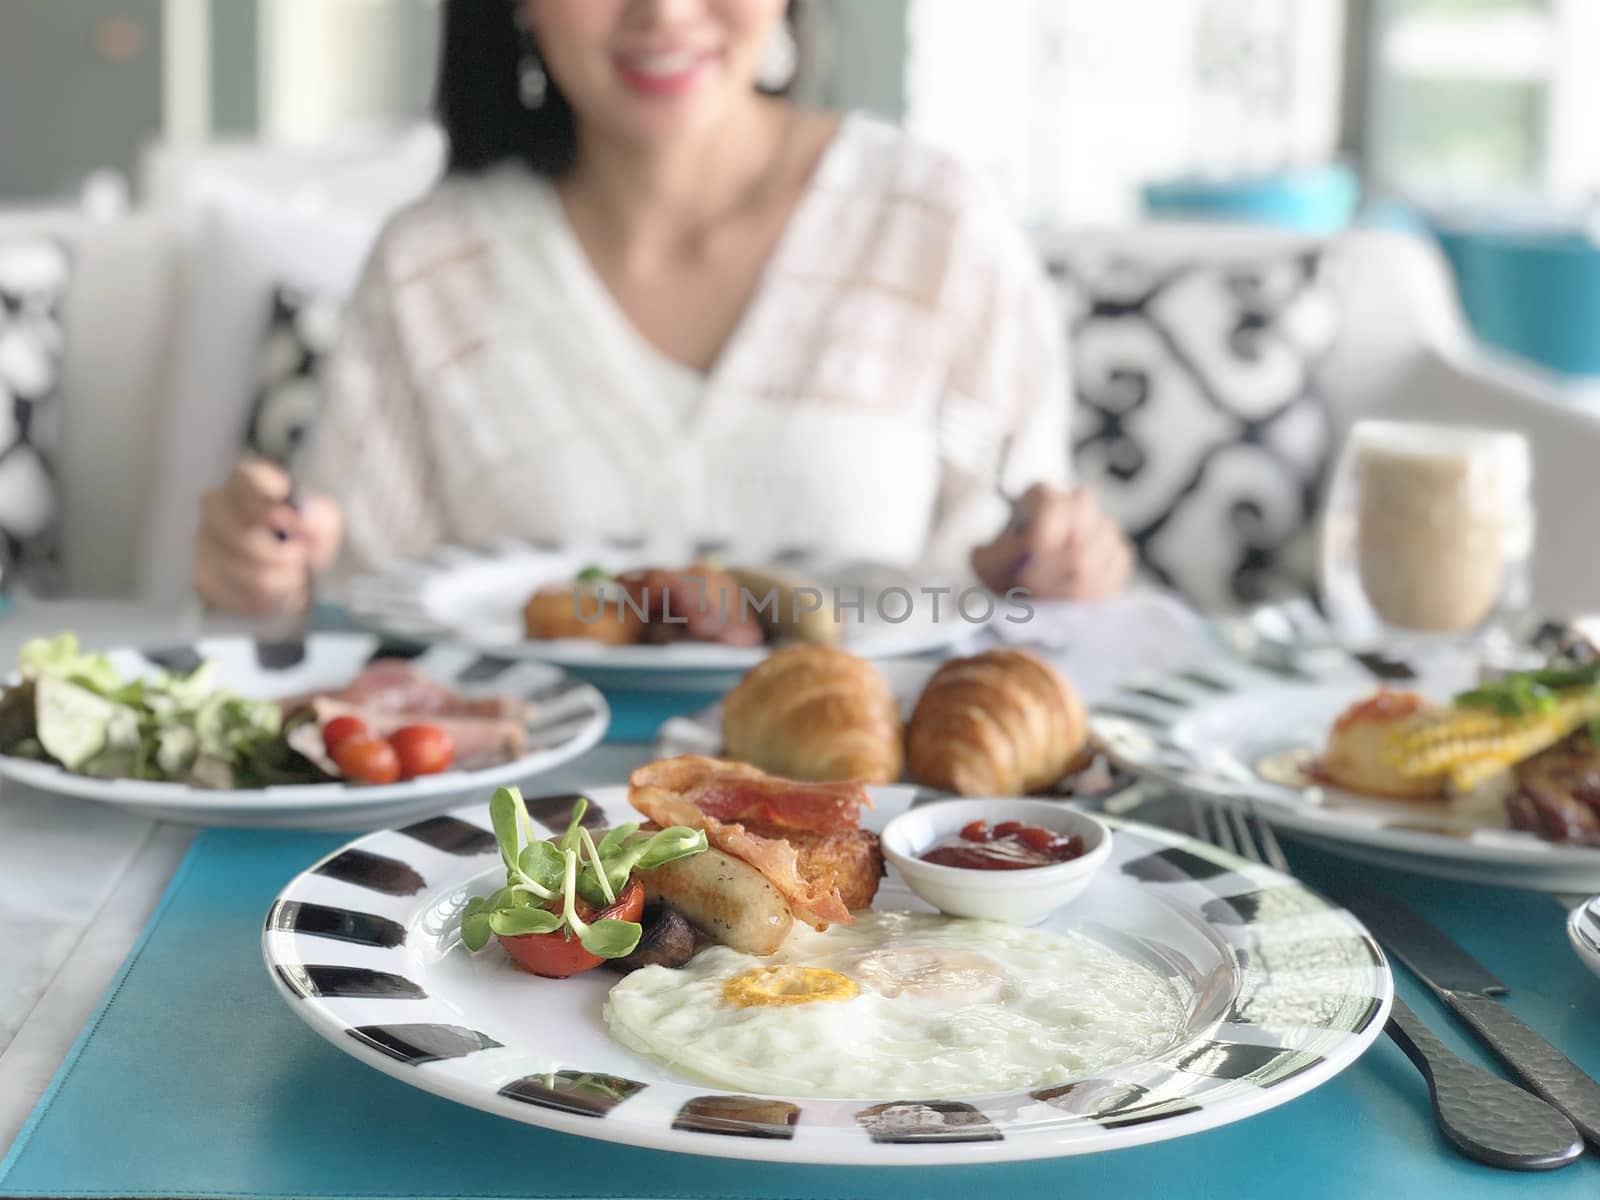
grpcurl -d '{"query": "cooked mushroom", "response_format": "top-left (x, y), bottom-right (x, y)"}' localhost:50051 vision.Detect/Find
top-left (607, 903), bottom-right (697, 973)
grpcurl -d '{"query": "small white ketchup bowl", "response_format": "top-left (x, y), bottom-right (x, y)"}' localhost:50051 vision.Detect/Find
top-left (881, 797), bottom-right (1113, 925)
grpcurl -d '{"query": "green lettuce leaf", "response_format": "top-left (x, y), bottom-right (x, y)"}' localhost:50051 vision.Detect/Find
top-left (19, 635), bottom-right (122, 695)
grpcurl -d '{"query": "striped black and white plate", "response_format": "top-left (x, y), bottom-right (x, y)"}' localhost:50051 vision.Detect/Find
top-left (1090, 664), bottom-right (1600, 893)
top-left (263, 784), bottom-right (1391, 1165)
top-left (339, 542), bottom-right (975, 692)
top-left (0, 634), bottom-right (608, 830)
top-left (1570, 897), bottom-right (1600, 983)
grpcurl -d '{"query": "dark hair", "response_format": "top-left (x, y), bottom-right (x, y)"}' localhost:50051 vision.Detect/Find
top-left (437, 0), bottom-right (799, 177)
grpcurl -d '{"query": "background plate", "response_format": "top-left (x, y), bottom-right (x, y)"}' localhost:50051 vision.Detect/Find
top-left (263, 785), bottom-right (1391, 1165)
top-left (0, 634), bottom-right (609, 830)
top-left (1090, 663), bottom-right (1600, 892)
top-left (340, 543), bottom-right (979, 691)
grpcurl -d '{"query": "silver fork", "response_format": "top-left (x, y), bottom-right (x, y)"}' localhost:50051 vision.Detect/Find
top-left (1187, 794), bottom-right (1289, 872)
top-left (1188, 797), bottom-right (1583, 1171)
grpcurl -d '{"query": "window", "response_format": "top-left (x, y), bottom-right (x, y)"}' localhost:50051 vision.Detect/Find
top-left (1365, 0), bottom-right (1572, 201)
top-left (904, 0), bottom-right (1346, 224)
top-left (903, 0), bottom-right (1600, 224)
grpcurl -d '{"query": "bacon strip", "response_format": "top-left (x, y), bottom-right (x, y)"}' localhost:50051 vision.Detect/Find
top-left (628, 756), bottom-right (864, 929)
top-left (282, 660), bottom-right (525, 720)
top-left (690, 777), bottom-right (867, 833)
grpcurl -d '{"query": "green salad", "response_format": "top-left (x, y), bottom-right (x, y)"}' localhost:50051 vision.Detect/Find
top-left (0, 635), bottom-right (325, 788)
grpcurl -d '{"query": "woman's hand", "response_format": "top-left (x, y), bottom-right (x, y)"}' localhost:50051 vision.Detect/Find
top-left (194, 459), bottom-right (344, 614)
top-left (972, 484), bottom-right (1134, 602)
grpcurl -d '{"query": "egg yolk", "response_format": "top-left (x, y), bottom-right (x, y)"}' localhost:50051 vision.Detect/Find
top-left (722, 966), bottom-right (859, 1008)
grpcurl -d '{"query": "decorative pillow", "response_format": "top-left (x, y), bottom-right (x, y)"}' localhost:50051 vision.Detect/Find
top-left (0, 236), bottom-right (71, 588)
top-left (244, 286), bottom-right (343, 464)
top-left (1048, 250), bottom-right (1340, 612)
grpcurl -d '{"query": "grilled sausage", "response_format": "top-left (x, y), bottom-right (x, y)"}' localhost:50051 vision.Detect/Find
top-left (638, 846), bottom-right (793, 955)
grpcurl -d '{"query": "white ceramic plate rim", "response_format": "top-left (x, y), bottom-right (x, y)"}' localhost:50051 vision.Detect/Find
top-left (1568, 896), bottom-right (1600, 981)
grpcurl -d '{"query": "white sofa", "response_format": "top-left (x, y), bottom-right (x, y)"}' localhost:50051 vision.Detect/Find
top-left (9, 127), bottom-right (1598, 616)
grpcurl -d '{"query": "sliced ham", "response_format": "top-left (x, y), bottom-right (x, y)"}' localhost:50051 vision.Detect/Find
top-left (628, 756), bottom-right (867, 929)
top-left (312, 698), bottom-right (527, 769)
top-left (281, 660), bottom-right (525, 721)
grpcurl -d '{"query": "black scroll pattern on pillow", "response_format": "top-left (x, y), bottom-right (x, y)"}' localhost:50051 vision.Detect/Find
top-left (1048, 251), bottom-right (1340, 612)
top-left (0, 236), bottom-right (70, 587)
top-left (244, 286), bottom-right (342, 464)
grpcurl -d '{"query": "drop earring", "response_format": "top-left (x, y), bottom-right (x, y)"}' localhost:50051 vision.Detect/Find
top-left (510, 4), bottom-right (548, 109)
top-left (757, 18), bottom-right (799, 91)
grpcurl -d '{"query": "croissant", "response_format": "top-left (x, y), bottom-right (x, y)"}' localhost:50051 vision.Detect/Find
top-left (722, 646), bottom-right (904, 784)
top-left (906, 649), bottom-right (1086, 796)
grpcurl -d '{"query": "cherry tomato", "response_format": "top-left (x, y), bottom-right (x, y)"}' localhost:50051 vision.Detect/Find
top-left (498, 878), bottom-right (645, 979)
top-left (388, 724), bottom-right (454, 780)
top-left (331, 736), bottom-right (401, 785)
top-left (960, 820), bottom-right (992, 843)
top-left (322, 715), bottom-right (369, 754)
top-left (993, 820), bottom-right (1024, 839)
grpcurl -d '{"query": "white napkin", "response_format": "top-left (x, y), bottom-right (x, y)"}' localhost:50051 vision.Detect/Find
top-left (985, 587), bottom-right (1222, 703)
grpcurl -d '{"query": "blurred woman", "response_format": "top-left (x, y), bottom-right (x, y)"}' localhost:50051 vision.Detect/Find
top-left (195, 0), bottom-right (1131, 613)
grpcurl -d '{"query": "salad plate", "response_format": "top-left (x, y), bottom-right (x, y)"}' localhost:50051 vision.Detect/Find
top-left (339, 541), bottom-right (978, 691)
top-left (263, 784), bottom-right (1391, 1165)
top-left (0, 634), bottom-right (608, 830)
top-left (1571, 896), bottom-right (1600, 983)
top-left (1090, 663), bottom-right (1600, 893)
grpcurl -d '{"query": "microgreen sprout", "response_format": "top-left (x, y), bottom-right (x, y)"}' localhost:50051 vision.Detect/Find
top-left (461, 786), bottom-right (706, 961)
top-left (1456, 664), bottom-right (1600, 717)
top-left (579, 827), bottom-right (616, 905)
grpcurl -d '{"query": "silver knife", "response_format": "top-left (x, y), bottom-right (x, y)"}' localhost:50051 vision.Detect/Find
top-left (1338, 889), bottom-right (1600, 1149)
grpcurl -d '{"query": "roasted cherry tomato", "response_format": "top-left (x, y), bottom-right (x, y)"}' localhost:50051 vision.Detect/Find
top-left (960, 820), bottom-right (992, 843)
top-left (322, 715), bottom-right (369, 754)
top-left (498, 878), bottom-right (645, 979)
top-left (992, 820), bottom-right (1024, 839)
top-left (389, 724), bottom-right (454, 780)
top-left (331, 736), bottom-right (401, 785)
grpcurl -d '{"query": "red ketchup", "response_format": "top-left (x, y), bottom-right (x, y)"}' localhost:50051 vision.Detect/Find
top-left (919, 820), bottom-right (1086, 871)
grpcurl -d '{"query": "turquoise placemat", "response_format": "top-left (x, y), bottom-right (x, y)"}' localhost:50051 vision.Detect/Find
top-left (600, 689), bottom-right (719, 744)
top-left (3, 826), bottom-right (1598, 1199)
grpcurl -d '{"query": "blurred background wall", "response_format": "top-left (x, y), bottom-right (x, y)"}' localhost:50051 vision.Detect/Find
top-left (0, 0), bottom-right (915, 200)
top-left (7, 0), bottom-right (1599, 221)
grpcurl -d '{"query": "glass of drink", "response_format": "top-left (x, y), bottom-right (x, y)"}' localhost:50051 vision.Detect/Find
top-left (1320, 420), bottom-right (1533, 652)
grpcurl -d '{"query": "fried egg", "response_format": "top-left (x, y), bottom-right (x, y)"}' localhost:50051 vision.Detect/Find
top-left (602, 911), bottom-right (1186, 1099)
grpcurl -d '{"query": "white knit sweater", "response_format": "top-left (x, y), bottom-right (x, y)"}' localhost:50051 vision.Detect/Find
top-left (302, 115), bottom-right (1070, 582)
